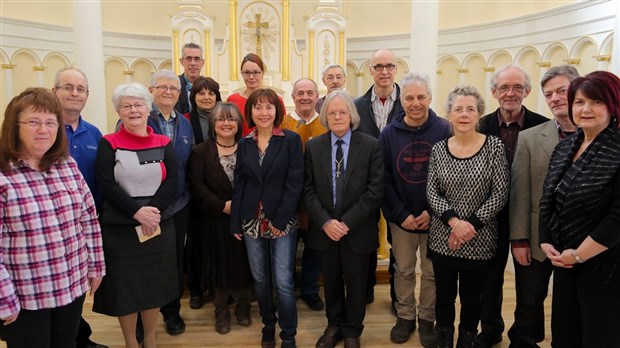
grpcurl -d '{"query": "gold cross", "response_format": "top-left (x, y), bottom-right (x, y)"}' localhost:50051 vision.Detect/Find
top-left (246, 13), bottom-right (269, 57)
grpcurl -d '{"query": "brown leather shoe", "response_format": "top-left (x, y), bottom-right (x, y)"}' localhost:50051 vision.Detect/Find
top-left (343, 337), bottom-right (361, 348)
top-left (215, 310), bottom-right (231, 334)
top-left (315, 325), bottom-right (342, 348)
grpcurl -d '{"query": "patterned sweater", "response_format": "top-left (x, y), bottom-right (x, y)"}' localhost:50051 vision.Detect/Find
top-left (426, 135), bottom-right (509, 267)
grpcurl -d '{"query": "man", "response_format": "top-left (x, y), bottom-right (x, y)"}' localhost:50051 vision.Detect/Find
top-left (508, 65), bottom-right (579, 347)
top-left (316, 64), bottom-right (346, 113)
top-left (476, 65), bottom-right (548, 347)
top-left (304, 90), bottom-right (384, 348)
top-left (175, 43), bottom-right (205, 114)
top-left (52, 68), bottom-right (107, 348)
top-left (148, 69), bottom-right (194, 335)
top-left (380, 72), bottom-right (450, 346)
top-left (354, 48), bottom-right (403, 305)
top-left (282, 78), bottom-right (327, 312)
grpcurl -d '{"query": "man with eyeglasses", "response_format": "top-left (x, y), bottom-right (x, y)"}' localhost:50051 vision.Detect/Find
top-left (316, 64), bottom-right (347, 113)
top-left (476, 64), bottom-right (548, 348)
top-left (507, 65), bottom-right (579, 348)
top-left (147, 69), bottom-right (194, 337)
top-left (354, 48), bottom-right (404, 307)
top-left (52, 68), bottom-right (107, 348)
top-left (176, 42), bottom-right (205, 114)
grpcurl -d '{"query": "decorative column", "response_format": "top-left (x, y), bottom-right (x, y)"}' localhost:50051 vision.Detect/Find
top-left (457, 68), bottom-right (468, 85)
top-left (33, 66), bottom-right (46, 87)
top-left (73, 0), bottom-right (107, 133)
top-left (2, 64), bottom-right (15, 108)
top-left (229, 0), bottom-right (239, 81)
top-left (282, 0), bottom-right (290, 81)
top-left (356, 72), bottom-right (364, 98)
top-left (173, 29), bottom-right (180, 74)
top-left (170, 5), bottom-right (215, 77)
top-left (594, 55), bottom-right (611, 71)
top-left (537, 62), bottom-right (551, 115)
top-left (308, 31), bottom-right (314, 78)
top-left (409, 1), bottom-right (439, 103)
top-left (483, 67), bottom-right (495, 107)
top-left (305, 6), bottom-right (346, 86)
top-left (612, 0), bottom-right (620, 74)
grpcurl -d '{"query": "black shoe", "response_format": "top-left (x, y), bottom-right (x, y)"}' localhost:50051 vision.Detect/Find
top-left (189, 295), bottom-right (204, 309)
top-left (474, 332), bottom-right (502, 348)
top-left (366, 291), bottom-right (374, 305)
top-left (343, 337), bottom-right (360, 348)
top-left (164, 314), bottom-right (186, 335)
top-left (300, 293), bottom-right (324, 311)
top-left (262, 326), bottom-right (276, 348)
top-left (316, 325), bottom-right (342, 348)
top-left (418, 318), bottom-right (437, 348)
top-left (390, 317), bottom-right (416, 343)
top-left (235, 303), bottom-right (252, 326)
top-left (80, 340), bottom-right (109, 348)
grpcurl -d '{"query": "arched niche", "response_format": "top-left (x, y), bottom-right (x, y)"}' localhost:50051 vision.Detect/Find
top-left (570, 37), bottom-right (597, 75)
top-left (104, 59), bottom-right (127, 134)
top-left (436, 56), bottom-right (459, 112)
top-left (543, 43), bottom-right (569, 67)
top-left (42, 52), bottom-right (71, 89)
top-left (515, 49), bottom-right (540, 111)
top-left (345, 61), bottom-right (357, 97)
top-left (12, 50), bottom-right (39, 93)
top-left (130, 59), bottom-right (156, 87)
top-left (462, 53), bottom-right (486, 97)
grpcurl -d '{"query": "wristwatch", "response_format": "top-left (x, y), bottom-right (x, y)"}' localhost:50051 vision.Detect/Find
top-left (571, 249), bottom-right (585, 263)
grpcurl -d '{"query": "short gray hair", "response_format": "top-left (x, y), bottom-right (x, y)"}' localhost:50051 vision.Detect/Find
top-left (292, 78), bottom-right (319, 95)
top-left (54, 68), bottom-right (89, 88)
top-left (445, 85), bottom-right (485, 115)
top-left (321, 64), bottom-right (345, 78)
top-left (400, 72), bottom-right (432, 98)
top-left (150, 69), bottom-right (181, 88)
top-left (540, 65), bottom-right (579, 89)
top-left (319, 90), bottom-right (360, 131)
top-left (112, 83), bottom-right (153, 113)
top-left (490, 64), bottom-right (531, 90)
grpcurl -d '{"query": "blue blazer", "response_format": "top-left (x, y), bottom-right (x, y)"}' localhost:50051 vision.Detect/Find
top-left (230, 129), bottom-right (304, 234)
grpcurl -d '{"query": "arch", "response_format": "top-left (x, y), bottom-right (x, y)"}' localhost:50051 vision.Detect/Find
top-left (42, 52), bottom-right (71, 68)
top-left (599, 33), bottom-right (614, 56)
top-left (11, 48), bottom-right (41, 66)
top-left (345, 59), bottom-right (359, 73)
top-left (569, 37), bottom-right (597, 58)
top-left (514, 46), bottom-right (541, 63)
top-left (541, 42), bottom-right (569, 62)
top-left (0, 49), bottom-right (9, 65)
top-left (396, 58), bottom-right (409, 73)
top-left (437, 55), bottom-right (460, 67)
top-left (129, 58), bottom-right (156, 72)
top-left (487, 50), bottom-right (512, 67)
top-left (104, 57), bottom-right (129, 71)
top-left (461, 53), bottom-right (485, 69)
top-left (158, 60), bottom-right (173, 70)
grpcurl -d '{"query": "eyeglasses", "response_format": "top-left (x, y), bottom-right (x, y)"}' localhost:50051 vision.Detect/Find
top-left (372, 64), bottom-right (396, 72)
top-left (326, 111), bottom-right (349, 118)
top-left (18, 119), bottom-right (59, 129)
top-left (241, 70), bottom-right (262, 77)
top-left (543, 87), bottom-right (568, 100)
top-left (325, 74), bottom-right (344, 81)
top-left (215, 116), bottom-right (237, 123)
top-left (497, 84), bottom-right (526, 94)
top-left (153, 85), bottom-right (180, 93)
top-left (451, 106), bottom-right (478, 115)
top-left (183, 56), bottom-right (203, 62)
top-left (57, 84), bottom-right (88, 94)
top-left (119, 103), bottom-right (147, 111)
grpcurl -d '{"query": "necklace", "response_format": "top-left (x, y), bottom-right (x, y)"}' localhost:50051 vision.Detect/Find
top-left (335, 157), bottom-right (344, 178)
top-left (216, 140), bottom-right (237, 148)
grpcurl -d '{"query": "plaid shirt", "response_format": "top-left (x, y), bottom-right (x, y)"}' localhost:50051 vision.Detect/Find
top-left (0, 157), bottom-right (105, 318)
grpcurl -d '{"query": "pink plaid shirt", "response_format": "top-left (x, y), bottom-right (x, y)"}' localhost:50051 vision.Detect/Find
top-left (0, 157), bottom-right (105, 318)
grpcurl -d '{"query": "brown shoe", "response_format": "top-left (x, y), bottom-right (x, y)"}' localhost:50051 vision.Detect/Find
top-left (315, 325), bottom-right (342, 348)
top-left (235, 302), bottom-right (251, 326)
top-left (215, 310), bottom-right (231, 334)
top-left (343, 337), bottom-right (361, 348)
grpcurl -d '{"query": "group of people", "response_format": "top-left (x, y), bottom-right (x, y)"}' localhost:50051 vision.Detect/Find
top-left (0, 43), bottom-right (618, 348)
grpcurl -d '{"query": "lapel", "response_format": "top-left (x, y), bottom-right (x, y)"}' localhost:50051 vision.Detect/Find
top-left (343, 131), bottom-right (361, 190)
top-left (242, 137), bottom-right (263, 184)
top-left (314, 133), bottom-right (335, 201)
top-left (538, 121), bottom-right (559, 158)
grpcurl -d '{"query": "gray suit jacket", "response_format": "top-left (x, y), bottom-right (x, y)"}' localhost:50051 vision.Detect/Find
top-left (303, 130), bottom-right (384, 253)
top-left (509, 120), bottom-right (557, 261)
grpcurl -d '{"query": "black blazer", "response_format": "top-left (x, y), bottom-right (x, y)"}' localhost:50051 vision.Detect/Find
top-left (175, 73), bottom-right (191, 115)
top-left (303, 130), bottom-right (384, 253)
top-left (230, 130), bottom-right (304, 234)
top-left (478, 106), bottom-right (548, 138)
top-left (354, 84), bottom-right (404, 138)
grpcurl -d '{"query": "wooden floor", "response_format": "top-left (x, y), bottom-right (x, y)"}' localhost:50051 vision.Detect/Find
top-left (0, 272), bottom-right (551, 347)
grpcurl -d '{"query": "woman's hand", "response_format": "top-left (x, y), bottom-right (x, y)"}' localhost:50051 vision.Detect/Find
top-left (233, 233), bottom-right (243, 241)
top-left (271, 225), bottom-right (285, 237)
top-left (89, 276), bottom-right (102, 295)
top-left (223, 201), bottom-right (232, 215)
top-left (1, 311), bottom-right (19, 326)
top-left (540, 243), bottom-right (573, 268)
top-left (133, 206), bottom-right (160, 228)
top-left (449, 218), bottom-right (476, 242)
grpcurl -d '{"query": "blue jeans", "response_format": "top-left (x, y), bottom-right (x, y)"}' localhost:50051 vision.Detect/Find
top-left (245, 230), bottom-right (298, 341)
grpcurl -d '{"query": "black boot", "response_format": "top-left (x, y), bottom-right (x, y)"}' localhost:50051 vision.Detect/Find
top-left (436, 325), bottom-right (454, 348)
top-left (456, 327), bottom-right (477, 348)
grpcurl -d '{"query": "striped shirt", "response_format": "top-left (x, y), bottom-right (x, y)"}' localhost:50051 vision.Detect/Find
top-left (0, 157), bottom-right (105, 318)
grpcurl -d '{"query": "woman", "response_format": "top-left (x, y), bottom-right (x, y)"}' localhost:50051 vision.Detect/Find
top-left (231, 88), bottom-right (303, 348)
top-left (304, 90), bottom-right (384, 348)
top-left (539, 71), bottom-right (620, 347)
top-left (426, 85), bottom-right (509, 348)
top-left (0, 88), bottom-right (105, 347)
top-left (93, 83), bottom-right (178, 348)
top-left (187, 102), bottom-right (253, 334)
top-left (186, 76), bottom-right (222, 145)
top-left (227, 53), bottom-right (285, 136)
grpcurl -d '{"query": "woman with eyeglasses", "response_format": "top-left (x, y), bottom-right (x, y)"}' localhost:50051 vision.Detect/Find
top-left (0, 88), bottom-right (105, 347)
top-left (93, 83), bottom-right (178, 348)
top-left (227, 53), bottom-right (285, 136)
top-left (188, 102), bottom-right (253, 334)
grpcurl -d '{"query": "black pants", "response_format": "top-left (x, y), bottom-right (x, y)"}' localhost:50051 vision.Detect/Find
top-left (550, 266), bottom-right (620, 348)
top-left (507, 258), bottom-right (553, 347)
top-left (160, 204), bottom-right (190, 319)
top-left (0, 295), bottom-right (85, 348)
top-left (433, 262), bottom-right (486, 332)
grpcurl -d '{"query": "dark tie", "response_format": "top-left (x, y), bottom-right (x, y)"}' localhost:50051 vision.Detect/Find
top-left (335, 139), bottom-right (345, 215)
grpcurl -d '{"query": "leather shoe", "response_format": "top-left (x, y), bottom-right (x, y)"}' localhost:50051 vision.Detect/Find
top-left (189, 295), bottom-right (204, 309)
top-left (316, 325), bottom-right (342, 348)
top-left (474, 332), bottom-right (502, 348)
top-left (80, 340), bottom-right (108, 348)
top-left (366, 291), bottom-right (374, 305)
top-left (164, 315), bottom-right (186, 335)
top-left (262, 326), bottom-right (276, 348)
top-left (344, 337), bottom-right (361, 348)
top-left (300, 293), bottom-right (324, 311)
